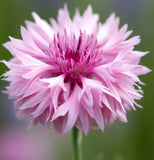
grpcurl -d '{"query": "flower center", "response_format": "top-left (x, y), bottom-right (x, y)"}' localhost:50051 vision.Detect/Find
top-left (48, 31), bottom-right (103, 85)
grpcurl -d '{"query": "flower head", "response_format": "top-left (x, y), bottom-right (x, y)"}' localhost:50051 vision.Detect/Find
top-left (2, 5), bottom-right (150, 135)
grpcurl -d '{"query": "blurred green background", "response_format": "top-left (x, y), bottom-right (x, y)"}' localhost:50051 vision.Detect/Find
top-left (0, 0), bottom-right (154, 160)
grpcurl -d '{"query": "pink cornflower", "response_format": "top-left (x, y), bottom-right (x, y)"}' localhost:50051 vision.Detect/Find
top-left (2, 5), bottom-right (150, 135)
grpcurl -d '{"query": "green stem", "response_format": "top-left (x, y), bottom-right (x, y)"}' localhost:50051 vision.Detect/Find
top-left (72, 127), bottom-right (83, 160)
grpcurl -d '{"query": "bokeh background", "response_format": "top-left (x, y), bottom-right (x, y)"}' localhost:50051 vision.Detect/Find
top-left (0, 0), bottom-right (154, 160)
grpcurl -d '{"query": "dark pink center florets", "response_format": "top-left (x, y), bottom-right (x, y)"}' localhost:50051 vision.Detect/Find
top-left (48, 31), bottom-right (103, 85)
